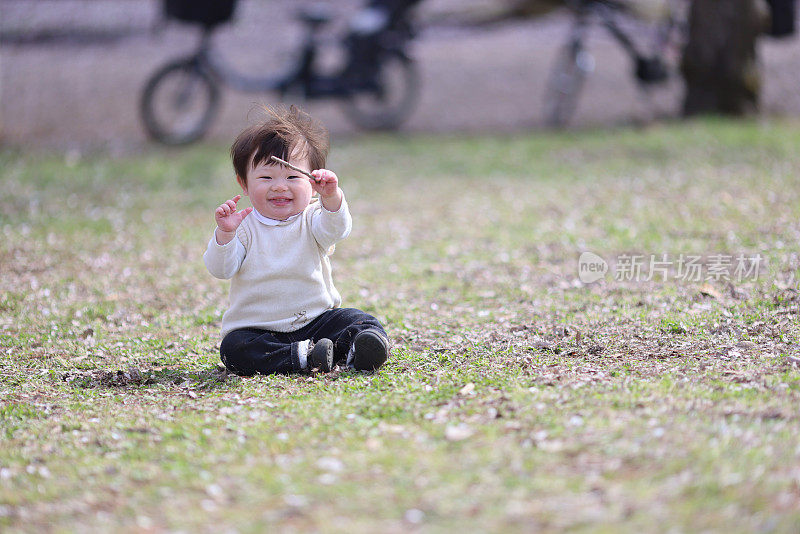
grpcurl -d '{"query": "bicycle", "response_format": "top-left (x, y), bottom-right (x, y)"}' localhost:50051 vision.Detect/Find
top-left (543, 0), bottom-right (687, 128)
top-left (141, 0), bottom-right (421, 145)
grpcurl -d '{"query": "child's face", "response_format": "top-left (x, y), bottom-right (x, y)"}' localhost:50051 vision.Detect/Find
top-left (239, 149), bottom-right (313, 221)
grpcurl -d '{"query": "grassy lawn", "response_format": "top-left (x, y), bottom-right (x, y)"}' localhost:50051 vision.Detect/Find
top-left (1, 118), bottom-right (799, 532)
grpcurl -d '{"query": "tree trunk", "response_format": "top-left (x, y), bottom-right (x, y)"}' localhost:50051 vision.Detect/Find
top-left (680, 0), bottom-right (770, 116)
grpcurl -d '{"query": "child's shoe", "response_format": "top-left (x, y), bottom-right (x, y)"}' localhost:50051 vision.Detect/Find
top-left (309, 338), bottom-right (333, 372)
top-left (350, 330), bottom-right (389, 371)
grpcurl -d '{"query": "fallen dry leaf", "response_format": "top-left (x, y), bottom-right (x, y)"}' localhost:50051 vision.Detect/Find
top-left (699, 283), bottom-right (724, 301)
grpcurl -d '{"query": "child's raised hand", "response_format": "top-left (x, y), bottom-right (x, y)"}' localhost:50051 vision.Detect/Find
top-left (310, 169), bottom-right (343, 212)
top-left (215, 195), bottom-right (252, 237)
top-left (310, 169), bottom-right (339, 198)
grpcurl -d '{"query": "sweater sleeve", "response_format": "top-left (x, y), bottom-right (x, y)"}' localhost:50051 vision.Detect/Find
top-left (311, 195), bottom-right (352, 252)
top-left (203, 232), bottom-right (246, 279)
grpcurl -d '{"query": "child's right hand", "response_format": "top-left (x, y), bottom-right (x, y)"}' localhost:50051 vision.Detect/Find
top-left (215, 195), bottom-right (252, 244)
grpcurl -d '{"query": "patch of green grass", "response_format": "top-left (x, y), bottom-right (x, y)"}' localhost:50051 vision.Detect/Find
top-left (0, 402), bottom-right (42, 439)
top-left (1, 118), bottom-right (800, 532)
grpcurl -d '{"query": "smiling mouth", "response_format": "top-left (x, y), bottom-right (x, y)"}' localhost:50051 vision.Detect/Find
top-left (269, 198), bottom-right (292, 206)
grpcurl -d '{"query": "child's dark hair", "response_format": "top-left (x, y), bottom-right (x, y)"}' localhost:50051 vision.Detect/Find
top-left (230, 105), bottom-right (329, 180)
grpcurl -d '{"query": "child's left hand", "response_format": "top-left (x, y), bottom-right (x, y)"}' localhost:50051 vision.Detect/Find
top-left (311, 169), bottom-right (343, 211)
top-left (310, 169), bottom-right (338, 197)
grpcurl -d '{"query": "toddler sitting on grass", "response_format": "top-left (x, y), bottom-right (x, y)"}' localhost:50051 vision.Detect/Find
top-left (204, 106), bottom-right (389, 375)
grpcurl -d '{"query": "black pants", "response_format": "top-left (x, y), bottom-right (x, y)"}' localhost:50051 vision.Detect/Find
top-left (220, 308), bottom-right (386, 376)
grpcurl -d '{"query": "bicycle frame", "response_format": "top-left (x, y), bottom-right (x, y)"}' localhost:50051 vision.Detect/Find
top-left (566, 0), bottom-right (645, 61)
top-left (544, 0), bottom-right (681, 127)
top-left (189, 25), bottom-right (391, 100)
top-left (187, 29), bottom-right (291, 94)
top-left (569, 0), bottom-right (682, 83)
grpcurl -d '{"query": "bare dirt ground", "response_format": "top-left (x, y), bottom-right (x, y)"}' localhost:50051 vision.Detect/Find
top-left (1, 0), bottom-right (799, 151)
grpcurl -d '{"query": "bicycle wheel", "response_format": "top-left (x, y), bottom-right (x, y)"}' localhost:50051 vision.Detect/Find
top-left (339, 52), bottom-right (420, 131)
top-left (140, 59), bottom-right (220, 145)
top-left (543, 43), bottom-right (593, 128)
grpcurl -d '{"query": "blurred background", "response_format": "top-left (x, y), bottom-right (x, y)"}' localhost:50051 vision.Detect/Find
top-left (1, 0), bottom-right (798, 151)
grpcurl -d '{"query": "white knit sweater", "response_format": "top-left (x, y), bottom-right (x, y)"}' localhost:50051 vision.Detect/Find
top-left (204, 197), bottom-right (352, 336)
